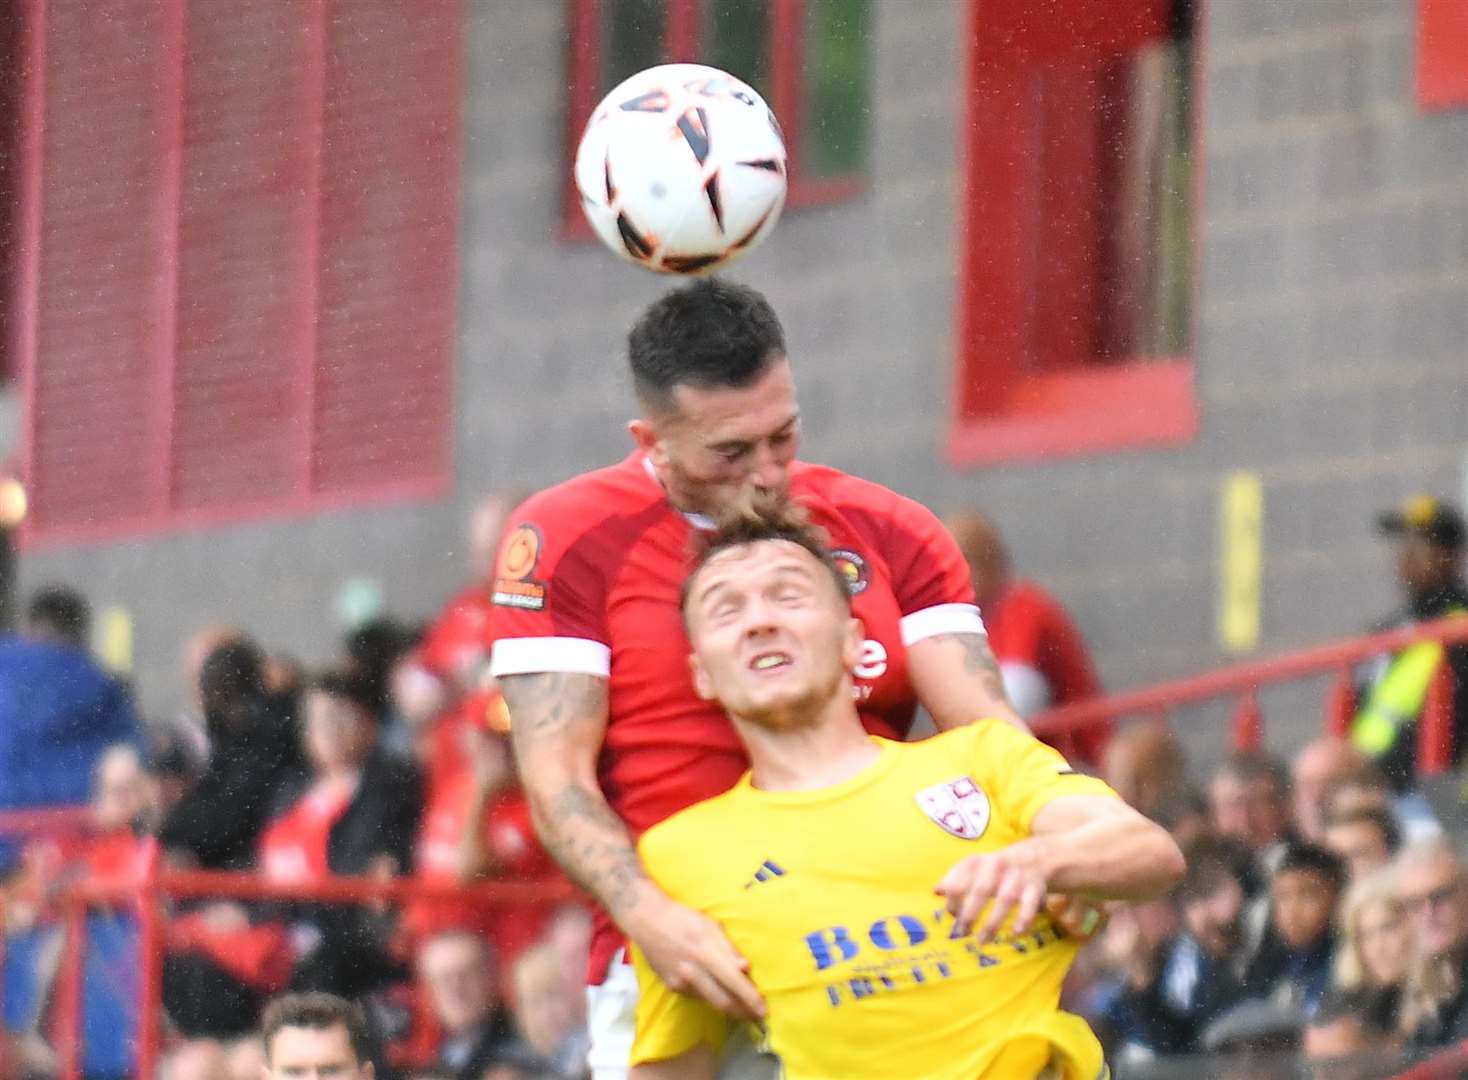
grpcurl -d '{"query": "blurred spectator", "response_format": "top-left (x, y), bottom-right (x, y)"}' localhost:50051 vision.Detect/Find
top-left (1102, 722), bottom-right (1189, 819)
top-left (1210, 750), bottom-right (1293, 876)
top-left (261, 993), bottom-right (375, 1080)
top-left (416, 930), bottom-right (522, 1080)
top-left (1398, 838), bottom-right (1468, 1048)
top-left (1332, 869), bottom-right (1411, 1036)
top-left (262, 669), bottom-right (423, 998)
top-left (1153, 787), bottom-right (1212, 849)
top-left (1293, 739), bottom-right (1366, 844)
top-left (345, 616), bottom-right (419, 733)
top-left (1104, 838), bottom-right (1251, 1056)
top-left (0, 586), bottom-right (142, 868)
top-left (1322, 766), bottom-right (1394, 823)
top-left (1354, 495), bottom-right (1468, 789)
top-left (159, 639), bottom-right (304, 871)
top-left (164, 624), bottom-right (246, 775)
top-left (1324, 806), bottom-right (1402, 882)
top-left (1244, 843), bottom-right (1346, 1013)
top-left (163, 1039), bottom-right (231, 1080)
top-left (224, 1036), bottom-right (265, 1080)
top-left (943, 510), bottom-right (1105, 760)
top-left (511, 943), bottom-right (589, 1078)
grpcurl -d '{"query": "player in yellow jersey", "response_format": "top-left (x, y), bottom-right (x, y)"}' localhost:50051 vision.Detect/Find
top-left (626, 499), bottom-right (1186, 1080)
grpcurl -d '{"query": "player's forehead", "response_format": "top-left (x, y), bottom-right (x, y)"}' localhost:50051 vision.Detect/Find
top-left (669, 359), bottom-right (798, 440)
top-left (691, 539), bottom-right (823, 595)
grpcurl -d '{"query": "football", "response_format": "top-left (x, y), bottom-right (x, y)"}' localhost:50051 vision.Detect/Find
top-left (574, 63), bottom-right (788, 274)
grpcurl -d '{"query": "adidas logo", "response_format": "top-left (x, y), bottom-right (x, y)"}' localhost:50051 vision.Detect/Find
top-left (743, 859), bottom-right (787, 889)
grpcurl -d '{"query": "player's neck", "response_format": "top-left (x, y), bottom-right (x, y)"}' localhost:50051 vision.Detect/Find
top-left (736, 701), bottom-right (879, 793)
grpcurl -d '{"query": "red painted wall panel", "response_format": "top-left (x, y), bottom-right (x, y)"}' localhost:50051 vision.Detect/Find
top-left (15, 0), bottom-right (461, 544)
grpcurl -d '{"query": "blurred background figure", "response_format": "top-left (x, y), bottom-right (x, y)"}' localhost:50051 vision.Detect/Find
top-left (1243, 843), bottom-right (1345, 1014)
top-left (1102, 721), bottom-right (1190, 820)
top-left (1292, 739), bottom-right (1366, 845)
top-left (416, 929), bottom-right (522, 1080)
top-left (159, 638), bottom-right (304, 871)
top-left (1323, 806), bottom-right (1402, 883)
top-left (1329, 868), bottom-right (1411, 1038)
top-left (1353, 496), bottom-right (1468, 790)
top-left (1210, 750), bottom-right (1293, 877)
top-left (943, 509), bottom-right (1105, 761)
top-left (511, 943), bottom-right (590, 1079)
top-left (0, 586), bottom-right (142, 869)
top-left (1398, 838), bottom-right (1468, 1049)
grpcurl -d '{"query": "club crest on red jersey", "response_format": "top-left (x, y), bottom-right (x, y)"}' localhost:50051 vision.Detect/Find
top-left (492, 523), bottom-right (547, 611)
top-left (915, 776), bottom-right (990, 840)
top-left (830, 548), bottom-right (868, 595)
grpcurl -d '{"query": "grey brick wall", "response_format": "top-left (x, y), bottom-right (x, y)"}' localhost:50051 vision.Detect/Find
top-left (18, 0), bottom-right (1468, 772)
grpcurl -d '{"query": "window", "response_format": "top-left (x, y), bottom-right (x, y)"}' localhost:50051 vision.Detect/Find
top-left (1418, 0), bottom-right (1468, 110)
top-left (11, 0), bottom-right (460, 545)
top-left (950, 0), bottom-right (1199, 465)
top-left (562, 0), bottom-right (870, 235)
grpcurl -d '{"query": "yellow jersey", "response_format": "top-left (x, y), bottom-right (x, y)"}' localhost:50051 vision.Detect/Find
top-left (630, 719), bottom-right (1116, 1080)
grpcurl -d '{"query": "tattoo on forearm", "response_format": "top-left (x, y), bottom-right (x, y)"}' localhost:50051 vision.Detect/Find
top-left (929, 632), bottom-right (1012, 705)
top-left (500, 672), bottom-right (649, 916)
top-left (542, 782), bottom-right (650, 917)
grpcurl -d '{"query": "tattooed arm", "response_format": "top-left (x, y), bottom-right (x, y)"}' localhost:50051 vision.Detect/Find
top-left (906, 632), bottom-right (1027, 733)
top-left (500, 672), bottom-right (765, 1019)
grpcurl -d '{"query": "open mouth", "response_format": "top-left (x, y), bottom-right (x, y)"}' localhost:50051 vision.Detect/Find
top-left (749, 651), bottom-right (792, 672)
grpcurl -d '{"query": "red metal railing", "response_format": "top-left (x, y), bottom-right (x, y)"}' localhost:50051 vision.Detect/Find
top-left (1035, 615), bottom-right (1468, 774)
top-left (28, 848), bottom-right (576, 1080)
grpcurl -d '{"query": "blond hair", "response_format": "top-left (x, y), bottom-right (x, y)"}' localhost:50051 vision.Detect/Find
top-left (1334, 867), bottom-right (1405, 990)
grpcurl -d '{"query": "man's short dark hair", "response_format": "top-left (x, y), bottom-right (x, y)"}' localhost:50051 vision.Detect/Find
top-left (1274, 841), bottom-right (1347, 893)
top-left (199, 639), bottom-right (267, 709)
top-left (628, 278), bottom-right (787, 414)
top-left (26, 586), bottom-right (90, 647)
top-left (680, 491), bottom-right (852, 621)
top-left (1175, 836), bottom-right (1253, 905)
top-left (1324, 805), bottom-right (1402, 856)
top-left (261, 992), bottom-right (371, 1064)
top-left (1217, 749), bottom-right (1291, 799)
top-left (311, 668), bottom-right (379, 718)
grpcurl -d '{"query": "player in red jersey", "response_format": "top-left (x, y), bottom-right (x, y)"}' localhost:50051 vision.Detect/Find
top-left (487, 280), bottom-right (1031, 1079)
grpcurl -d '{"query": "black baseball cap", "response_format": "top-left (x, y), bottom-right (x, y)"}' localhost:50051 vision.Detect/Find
top-left (1377, 494), bottom-right (1465, 550)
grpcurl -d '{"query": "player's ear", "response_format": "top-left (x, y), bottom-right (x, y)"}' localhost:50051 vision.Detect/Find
top-left (841, 616), bottom-right (865, 671)
top-left (688, 652), bottom-right (716, 701)
top-left (628, 419), bottom-right (668, 469)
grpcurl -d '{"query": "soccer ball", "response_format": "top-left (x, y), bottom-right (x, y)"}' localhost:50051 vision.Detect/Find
top-left (574, 63), bottom-right (787, 275)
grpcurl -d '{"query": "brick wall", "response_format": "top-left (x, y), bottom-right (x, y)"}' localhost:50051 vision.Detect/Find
top-left (19, 0), bottom-right (1468, 764)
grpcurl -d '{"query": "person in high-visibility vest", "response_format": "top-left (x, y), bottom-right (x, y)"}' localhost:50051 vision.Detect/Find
top-left (1353, 495), bottom-right (1468, 789)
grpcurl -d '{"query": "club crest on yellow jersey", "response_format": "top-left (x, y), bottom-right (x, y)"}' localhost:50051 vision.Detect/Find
top-left (916, 776), bottom-right (990, 840)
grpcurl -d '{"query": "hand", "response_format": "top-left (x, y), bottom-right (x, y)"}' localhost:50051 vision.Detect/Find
top-left (1045, 893), bottom-right (1106, 941)
top-left (625, 892), bottom-right (766, 1021)
top-left (935, 838), bottom-right (1051, 944)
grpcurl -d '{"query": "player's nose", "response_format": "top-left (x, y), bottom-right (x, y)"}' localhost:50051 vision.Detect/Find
top-left (747, 443), bottom-right (786, 491)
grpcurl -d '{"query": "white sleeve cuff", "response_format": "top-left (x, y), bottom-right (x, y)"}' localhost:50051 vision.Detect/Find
top-left (490, 637), bottom-right (612, 678)
top-left (899, 603), bottom-right (987, 647)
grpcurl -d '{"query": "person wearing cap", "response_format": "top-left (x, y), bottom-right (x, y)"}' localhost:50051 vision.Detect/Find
top-left (1352, 495), bottom-right (1468, 789)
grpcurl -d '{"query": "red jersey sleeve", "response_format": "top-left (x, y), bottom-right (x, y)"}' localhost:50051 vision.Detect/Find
top-left (486, 488), bottom-right (614, 678)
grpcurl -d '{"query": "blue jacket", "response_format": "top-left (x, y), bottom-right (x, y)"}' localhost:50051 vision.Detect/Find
top-left (0, 636), bottom-right (142, 811)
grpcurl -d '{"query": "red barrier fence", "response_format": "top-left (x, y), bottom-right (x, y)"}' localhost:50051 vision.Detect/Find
top-left (1034, 615), bottom-right (1468, 773)
top-left (31, 845), bottom-right (577, 1080)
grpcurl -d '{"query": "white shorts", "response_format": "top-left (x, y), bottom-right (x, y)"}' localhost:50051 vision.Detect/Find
top-left (584, 952), bottom-right (777, 1080)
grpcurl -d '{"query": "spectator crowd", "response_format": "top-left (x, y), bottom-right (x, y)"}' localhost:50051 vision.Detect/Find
top-left (0, 492), bottom-right (1466, 1080)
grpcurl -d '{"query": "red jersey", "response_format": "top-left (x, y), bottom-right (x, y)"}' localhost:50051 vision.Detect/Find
top-left (486, 453), bottom-right (981, 982)
top-left (985, 580), bottom-right (1106, 763)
